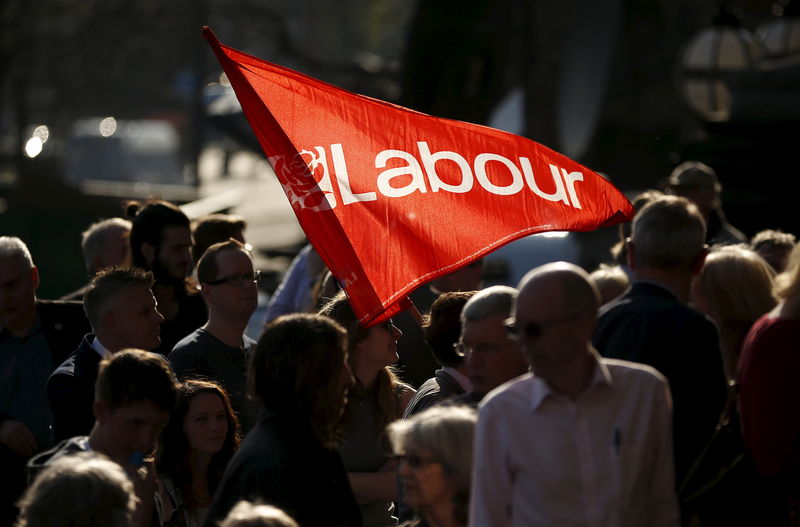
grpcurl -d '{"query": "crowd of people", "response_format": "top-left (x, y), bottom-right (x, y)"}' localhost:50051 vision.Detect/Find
top-left (1, 159), bottom-right (799, 526)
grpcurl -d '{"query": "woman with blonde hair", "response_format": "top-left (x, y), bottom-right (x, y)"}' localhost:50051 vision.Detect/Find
top-left (738, 242), bottom-right (800, 510)
top-left (388, 405), bottom-right (477, 527)
top-left (691, 244), bottom-right (777, 379)
top-left (320, 291), bottom-right (416, 527)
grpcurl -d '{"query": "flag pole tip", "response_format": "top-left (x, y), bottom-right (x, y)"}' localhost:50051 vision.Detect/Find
top-left (201, 26), bottom-right (219, 44)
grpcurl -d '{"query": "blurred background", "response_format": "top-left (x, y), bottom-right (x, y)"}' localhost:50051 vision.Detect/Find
top-left (1, 0), bottom-right (798, 298)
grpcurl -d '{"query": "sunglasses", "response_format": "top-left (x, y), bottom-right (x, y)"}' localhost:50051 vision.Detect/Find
top-left (205, 270), bottom-right (261, 287)
top-left (504, 313), bottom-right (582, 339)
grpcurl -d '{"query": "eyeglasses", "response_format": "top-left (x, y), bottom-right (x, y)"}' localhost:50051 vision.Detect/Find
top-left (395, 453), bottom-right (440, 469)
top-left (452, 341), bottom-right (506, 359)
top-left (205, 270), bottom-right (261, 287)
top-left (504, 314), bottom-right (581, 339)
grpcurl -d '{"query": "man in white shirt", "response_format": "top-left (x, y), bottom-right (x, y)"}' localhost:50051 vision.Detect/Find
top-left (470, 262), bottom-right (679, 527)
top-left (47, 267), bottom-right (164, 442)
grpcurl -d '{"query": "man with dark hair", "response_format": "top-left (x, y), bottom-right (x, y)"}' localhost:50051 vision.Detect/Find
top-left (48, 267), bottom-right (164, 441)
top-left (191, 213), bottom-right (247, 263)
top-left (0, 236), bottom-right (89, 524)
top-left (593, 196), bottom-right (727, 485)
top-left (30, 348), bottom-right (178, 527)
top-left (403, 291), bottom-right (475, 417)
top-left (126, 199), bottom-right (207, 355)
top-left (170, 240), bottom-right (258, 428)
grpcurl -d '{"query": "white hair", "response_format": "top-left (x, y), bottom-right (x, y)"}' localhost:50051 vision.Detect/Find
top-left (461, 285), bottom-right (517, 322)
top-left (219, 501), bottom-right (299, 527)
top-left (0, 236), bottom-right (34, 268)
top-left (81, 218), bottom-right (132, 273)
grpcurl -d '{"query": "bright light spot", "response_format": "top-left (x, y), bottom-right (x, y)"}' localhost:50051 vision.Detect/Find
top-left (536, 231), bottom-right (570, 239)
top-left (219, 72), bottom-right (230, 86)
top-left (25, 137), bottom-right (43, 158)
top-left (33, 125), bottom-right (49, 143)
top-left (99, 117), bottom-right (117, 137)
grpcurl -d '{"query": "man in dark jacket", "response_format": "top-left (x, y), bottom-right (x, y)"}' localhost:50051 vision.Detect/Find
top-left (48, 266), bottom-right (163, 442)
top-left (0, 236), bottom-right (89, 524)
top-left (592, 196), bottom-right (727, 486)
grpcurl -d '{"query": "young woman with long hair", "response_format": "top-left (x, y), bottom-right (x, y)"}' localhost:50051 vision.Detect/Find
top-left (157, 379), bottom-right (241, 527)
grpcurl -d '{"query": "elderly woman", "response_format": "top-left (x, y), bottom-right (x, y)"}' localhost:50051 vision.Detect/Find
top-left (387, 405), bottom-right (477, 527)
top-left (691, 245), bottom-right (777, 380)
top-left (16, 452), bottom-right (136, 527)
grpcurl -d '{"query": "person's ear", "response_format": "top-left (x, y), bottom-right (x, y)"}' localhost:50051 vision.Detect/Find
top-left (31, 266), bottom-right (40, 291)
top-left (141, 242), bottom-right (156, 267)
top-left (200, 284), bottom-right (213, 304)
top-left (626, 238), bottom-right (636, 269)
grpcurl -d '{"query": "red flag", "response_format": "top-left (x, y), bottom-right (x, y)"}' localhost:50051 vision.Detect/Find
top-left (202, 27), bottom-right (633, 326)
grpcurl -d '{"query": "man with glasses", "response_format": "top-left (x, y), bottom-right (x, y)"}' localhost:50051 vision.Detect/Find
top-left (470, 262), bottom-right (679, 527)
top-left (454, 285), bottom-right (528, 406)
top-left (169, 239), bottom-right (259, 430)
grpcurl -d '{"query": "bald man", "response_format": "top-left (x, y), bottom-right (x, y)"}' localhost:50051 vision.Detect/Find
top-left (469, 262), bottom-right (679, 527)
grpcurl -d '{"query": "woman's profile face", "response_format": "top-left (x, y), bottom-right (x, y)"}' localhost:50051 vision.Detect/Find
top-left (398, 445), bottom-right (456, 511)
top-left (183, 392), bottom-right (229, 456)
top-left (355, 319), bottom-right (402, 368)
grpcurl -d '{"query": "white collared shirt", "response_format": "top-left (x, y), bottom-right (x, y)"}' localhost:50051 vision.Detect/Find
top-left (469, 353), bottom-right (679, 527)
top-left (91, 336), bottom-right (111, 359)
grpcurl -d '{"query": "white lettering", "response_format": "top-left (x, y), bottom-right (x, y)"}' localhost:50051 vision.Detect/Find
top-left (519, 158), bottom-right (570, 205)
top-left (561, 169), bottom-right (584, 209)
top-left (375, 149), bottom-right (428, 198)
top-left (331, 143), bottom-right (377, 204)
top-left (474, 153), bottom-right (524, 196)
top-left (418, 142), bottom-right (473, 193)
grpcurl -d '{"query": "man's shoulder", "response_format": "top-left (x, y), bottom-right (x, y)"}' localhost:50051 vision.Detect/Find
top-left (169, 328), bottom-right (210, 356)
top-left (480, 373), bottom-right (535, 410)
top-left (603, 358), bottom-right (668, 386)
top-left (27, 436), bottom-right (90, 481)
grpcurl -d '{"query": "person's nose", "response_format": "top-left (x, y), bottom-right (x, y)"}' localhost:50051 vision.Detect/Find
top-left (391, 324), bottom-right (403, 339)
top-left (153, 308), bottom-right (165, 324)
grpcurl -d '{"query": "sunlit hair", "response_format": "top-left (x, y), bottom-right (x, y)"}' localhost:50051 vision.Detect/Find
top-left (219, 500), bottom-right (299, 527)
top-left (249, 314), bottom-right (349, 448)
top-left (318, 291), bottom-right (411, 438)
top-left (518, 262), bottom-right (600, 321)
top-left (589, 264), bottom-right (629, 305)
top-left (611, 190), bottom-right (664, 265)
top-left (0, 236), bottom-right (34, 269)
top-left (631, 196), bottom-right (706, 269)
top-left (16, 452), bottom-right (135, 527)
top-left (192, 214), bottom-right (247, 263)
top-left (388, 405), bottom-right (477, 524)
top-left (197, 239), bottom-right (250, 285)
top-left (83, 266), bottom-right (154, 331)
top-left (94, 349), bottom-right (178, 412)
top-left (156, 380), bottom-right (241, 509)
top-left (125, 199), bottom-right (190, 271)
top-left (697, 245), bottom-right (776, 326)
top-left (81, 218), bottom-right (131, 275)
top-left (774, 243), bottom-right (800, 302)
top-left (423, 291), bottom-right (476, 368)
top-left (461, 285), bottom-right (516, 322)
top-left (751, 229), bottom-right (797, 273)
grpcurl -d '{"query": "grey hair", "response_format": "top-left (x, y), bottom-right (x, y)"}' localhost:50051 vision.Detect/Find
top-left (81, 218), bottom-right (132, 274)
top-left (0, 236), bottom-right (34, 269)
top-left (15, 452), bottom-right (135, 527)
top-left (631, 196), bottom-right (706, 269)
top-left (219, 501), bottom-right (299, 527)
top-left (388, 405), bottom-right (477, 494)
top-left (461, 285), bottom-right (517, 322)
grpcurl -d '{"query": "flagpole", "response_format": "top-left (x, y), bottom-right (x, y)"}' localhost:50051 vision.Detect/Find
top-left (407, 300), bottom-right (424, 330)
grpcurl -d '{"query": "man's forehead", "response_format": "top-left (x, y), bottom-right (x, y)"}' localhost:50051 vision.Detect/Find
top-left (461, 313), bottom-right (507, 340)
top-left (161, 225), bottom-right (192, 244)
top-left (0, 255), bottom-right (32, 281)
